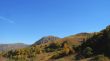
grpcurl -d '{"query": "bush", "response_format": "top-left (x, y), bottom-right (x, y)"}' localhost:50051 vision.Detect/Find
top-left (91, 55), bottom-right (110, 61)
top-left (82, 47), bottom-right (93, 58)
top-left (50, 50), bottom-right (66, 59)
top-left (45, 42), bottom-right (60, 52)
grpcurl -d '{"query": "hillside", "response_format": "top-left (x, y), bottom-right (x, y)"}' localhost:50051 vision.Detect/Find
top-left (66, 32), bottom-right (95, 42)
top-left (0, 25), bottom-right (110, 61)
top-left (79, 25), bottom-right (110, 56)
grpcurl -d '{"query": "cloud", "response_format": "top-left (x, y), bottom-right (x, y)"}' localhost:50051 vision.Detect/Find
top-left (0, 16), bottom-right (15, 24)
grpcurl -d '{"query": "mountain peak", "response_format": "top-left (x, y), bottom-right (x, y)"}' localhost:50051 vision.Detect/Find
top-left (32, 35), bottom-right (60, 45)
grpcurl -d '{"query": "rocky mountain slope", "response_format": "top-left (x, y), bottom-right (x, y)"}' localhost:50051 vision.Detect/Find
top-left (32, 36), bottom-right (60, 45)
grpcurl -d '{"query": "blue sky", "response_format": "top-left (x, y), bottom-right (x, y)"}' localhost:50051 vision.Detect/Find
top-left (0, 0), bottom-right (110, 44)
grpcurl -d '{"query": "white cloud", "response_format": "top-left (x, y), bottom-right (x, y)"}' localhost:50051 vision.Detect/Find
top-left (0, 16), bottom-right (15, 24)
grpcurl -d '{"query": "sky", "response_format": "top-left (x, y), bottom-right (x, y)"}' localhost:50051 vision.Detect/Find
top-left (0, 0), bottom-right (110, 44)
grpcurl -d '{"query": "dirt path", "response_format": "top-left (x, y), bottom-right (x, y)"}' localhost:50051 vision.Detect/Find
top-left (0, 57), bottom-right (7, 61)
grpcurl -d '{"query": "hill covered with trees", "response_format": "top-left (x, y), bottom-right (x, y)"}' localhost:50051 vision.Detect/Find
top-left (0, 25), bottom-right (110, 61)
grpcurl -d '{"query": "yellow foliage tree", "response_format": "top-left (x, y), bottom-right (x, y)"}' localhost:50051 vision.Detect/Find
top-left (63, 43), bottom-right (70, 55)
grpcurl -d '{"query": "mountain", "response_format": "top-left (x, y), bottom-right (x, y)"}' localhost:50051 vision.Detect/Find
top-left (32, 36), bottom-right (60, 45)
top-left (1, 25), bottom-right (110, 61)
top-left (32, 33), bottom-right (92, 46)
top-left (0, 43), bottom-right (28, 52)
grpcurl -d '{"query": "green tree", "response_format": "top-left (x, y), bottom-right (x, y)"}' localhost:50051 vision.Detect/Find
top-left (83, 47), bottom-right (93, 57)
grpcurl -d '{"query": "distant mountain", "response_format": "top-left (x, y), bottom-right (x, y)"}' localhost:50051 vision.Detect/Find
top-left (0, 43), bottom-right (28, 52)
top-left (32, 36), bottom-right (60, 45)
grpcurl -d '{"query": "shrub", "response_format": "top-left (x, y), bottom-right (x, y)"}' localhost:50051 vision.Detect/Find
top-left (45, 42), bottom-right (60, 52)
top-left (91, 55), bottom-right (110, 61)
top-left (82, 47), bottom-right (93, 57)
top-left (50, 50), bottom-right (66, 59)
